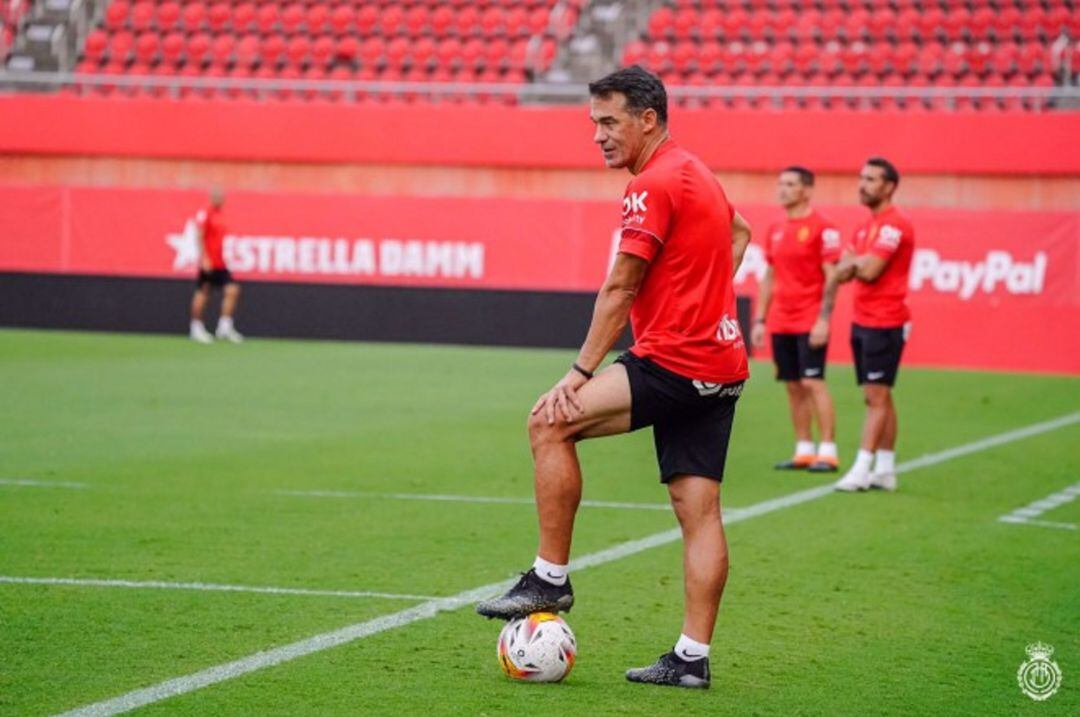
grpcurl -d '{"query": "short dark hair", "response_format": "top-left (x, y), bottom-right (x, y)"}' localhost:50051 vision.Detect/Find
top-left (865, 157), bottom-right (900, 186)
top-left (781, 165), bottom-right (815, 186)
top-left (588, 65), bottom-right (668, 126)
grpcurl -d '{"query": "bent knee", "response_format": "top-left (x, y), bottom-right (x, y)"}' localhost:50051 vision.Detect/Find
top-left (527, 411), bottom-right (573, 449)
top-left (799, 378), bottom-right (827, 392)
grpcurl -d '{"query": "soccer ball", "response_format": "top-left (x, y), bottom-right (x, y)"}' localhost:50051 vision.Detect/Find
top-left (497, 612), bottom-right (577, 683)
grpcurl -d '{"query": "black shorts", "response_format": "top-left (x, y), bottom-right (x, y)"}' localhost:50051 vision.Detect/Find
top-left (197, 269), bottom-right (234, 289)
top-left (615, 351), bottom-right (743, 484)
top-left (771, 332), bottom-right (827, 381)
top-left (851, 323), bottom-right (908, 387)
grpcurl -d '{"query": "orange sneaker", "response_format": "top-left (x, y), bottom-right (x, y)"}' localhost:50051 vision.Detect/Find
top-left (807, 455), bottom-right (839, 473)
top-left (774, 455), bottom-right (816, 470)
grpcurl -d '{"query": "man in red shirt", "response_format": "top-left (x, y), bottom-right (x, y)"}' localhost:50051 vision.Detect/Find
top-left (751, 166), bottom-right (842, 473)
top-left (189, 188), bottom-right (243, 344)
top-left (833, 158), bottom-right (914, 492)
top-left (476, 66), bottom-right (752, 689)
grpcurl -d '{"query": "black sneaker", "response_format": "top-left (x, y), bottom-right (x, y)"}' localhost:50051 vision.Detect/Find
top-left (773, 458), bottom-right (812, 470)
top-left (625, 651), bottom-right (710, 689)
top-left (806, 459), bottom-right (839, 473)
top-left (475, 568), bottom-right (574, 620)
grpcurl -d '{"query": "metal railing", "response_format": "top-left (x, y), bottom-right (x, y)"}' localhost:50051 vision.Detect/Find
top-left (2, 70), bottom-right (1079, 109)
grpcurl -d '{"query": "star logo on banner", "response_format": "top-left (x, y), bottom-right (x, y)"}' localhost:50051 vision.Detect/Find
top-left (166, 219), bottom-right (199, 271)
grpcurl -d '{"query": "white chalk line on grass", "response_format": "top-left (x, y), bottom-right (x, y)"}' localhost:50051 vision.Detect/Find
top-left (0, 576), bottom-right (440, 601)
top-left (0, 478), bottom-right (87, 489)
top-left (997, 481), bottom-right (1080, 531)
top-left (55, 410), bottom-right (1080, 717)
top-left (276, 489), bottom-right (672, 511)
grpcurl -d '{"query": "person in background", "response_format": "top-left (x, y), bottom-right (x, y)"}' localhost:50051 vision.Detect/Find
top-left (189, 188), bottom-right (243, 344)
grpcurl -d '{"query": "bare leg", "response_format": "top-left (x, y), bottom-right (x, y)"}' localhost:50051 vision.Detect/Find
top-left (802, 378), bottom-right (836, 443)
top-left (878, 391), bottom-right (898, 450)
top-left (528, 364), bottom-right (633, 564)
top-left (190, 287), bottom-right (209, 321)
top-left (784, 381), bottom-right (812, 443)
top-left (669, 476), bottom-right (727, 644)
top-left (859, 384), bottom-right (892, 452)
top-left (221, 283), bottom-right (241, 318)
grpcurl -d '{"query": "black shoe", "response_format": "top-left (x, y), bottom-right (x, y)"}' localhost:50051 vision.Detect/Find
top-left (806, 459), bottom-right (839, 473)
top-left (475, 568), bottom-right (574, 620)
top-left (626, 651), bottom-right (710, 689)
top-left (773, 458), bottom-right (811, 470)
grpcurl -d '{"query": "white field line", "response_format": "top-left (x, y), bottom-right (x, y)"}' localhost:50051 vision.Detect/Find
top-left (0, 576), bottom-right (440, 601)
top-left (55, 411), bottom-right (1080, 717)
top-left (997, 481), bottom-right (1080, 531)
top-left (0, 478), bottom-right (88, 489)
top-left (276, 489), bottom-right (672, 511)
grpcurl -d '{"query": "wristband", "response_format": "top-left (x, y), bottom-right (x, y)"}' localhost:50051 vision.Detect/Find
top-left (571, 363), bottom-right (594, 380)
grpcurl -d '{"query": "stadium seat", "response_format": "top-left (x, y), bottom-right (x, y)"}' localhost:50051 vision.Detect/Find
top-left (157, 2), bottom-right (181, 33)
top-left (130, 2), bottom-right (154, 32)
top-left (134, 31), bottom-right (158, 65)
top-left (330, 5), bottom-right (354, 36)
top-left (255, 5), bottom-right (278, 35)
top-left (104, 2), bottom-right (129, 32)
top-left (207, 3), bottom-right (230, 33)
top-left (235, 34), bottom-right (260, 69)
top-left (84, 30), bottom-right (107, 64)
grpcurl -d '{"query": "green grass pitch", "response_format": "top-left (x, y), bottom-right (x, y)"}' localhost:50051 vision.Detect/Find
top-left (0, 329), bottom-right (1077, 716)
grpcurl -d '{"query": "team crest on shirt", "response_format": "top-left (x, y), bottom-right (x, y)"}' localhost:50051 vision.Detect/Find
top-left (876, 224), bottom-right (903, 249)
top-left (822, 228), bottom-right (841, 250)
top-left (797, 226), bottom-right (810, 242)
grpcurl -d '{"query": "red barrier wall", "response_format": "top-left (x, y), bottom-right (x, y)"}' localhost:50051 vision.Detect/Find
top-left (3, 95), bottom-right (1080, 175)
top-left (2, 184), bottom-right (1077, 374)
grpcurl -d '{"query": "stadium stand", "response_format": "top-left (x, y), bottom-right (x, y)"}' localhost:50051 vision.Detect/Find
top-left (1, 0), bottom-right (1078, 110)
top-left (620, 0), bottom-right (1078, 110)
top-left (65, 0), bottom-right (582, 102)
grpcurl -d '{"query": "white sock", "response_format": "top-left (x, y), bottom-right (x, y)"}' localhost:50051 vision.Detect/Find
top-left (852, 449), bottom-right (874, 473)
top-left (817, 441), bottom-right (838, 460)
top-left (674, 633), bottom-right (710, 662)
top-left (874, 450), bottom-right (896, 474)
top-left (533, 556), bottom-right (568, 586)
top-left (190, 320), bottom-right (206, 332)
top-left (795, 440), bottom-right (815, 457)
top-left (217, 316), bottom-right (234, 332)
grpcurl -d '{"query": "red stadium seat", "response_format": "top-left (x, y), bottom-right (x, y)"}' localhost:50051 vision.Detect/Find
top-left (182, 3), bottom-right (206, 32)
top-left (330, 5), bottom-right (354, 36)
top-left (134, 31), bottom-right (158, 64)
top-left (648, 7), bottom-right (674, 38)
top-left (311, 35), bottom-right (334, 68)
top-left (186, 33), bottom-right (211, 66)
top-left (456, 6), bottom-right (481, 36)
top-left (481, 7), bottom-right (506, 36)
top-left (281, 4), bottom-right (305, 34)
top-left (210, 34), bottom-right (234, 67)
top-left (104, 2), bottom-right (129, 32)
top-left (255, 5), bottom-right (279, 35)
top-left (895, 8), bottom-right (920, 43)
top-left (261, 34), bottom-right (286, 67)
top-left (405, 6), bottom-right (430, 36)
top-left (235, 34), bottom-right (260, 69)
top-left (286, 36), bottom-right (310, 67)
top-left (672, 8), bottom-right (697, 40)
top-left (700, 9), bottom-right (723, 40)
top-left (698, 40), bottom-right (722, 74)
top-left (482, 38), bottom-right (508, 70)
top-left (505, 7), bottom-right (528, 38)
top-left (942, 8), bottom-right (971, 41)
top-left (160, 31), bottom-right (184, 66)
top-left (84, 30), bottom-right (107, 63)
top-left (361, 36), bottom-right (386, 67)
top-left (431, 6), bottom-right (454, 35)
top-left (109, 30), bottom-right (135, 63)
top-left (356, 5), bottom-right (379, 35)
top-left (130, 2), bottom-right (154, 32)
top-left (386, 36), bottom-right (410, 68)
top-left (157, 2), bottom-right (181, 33)
top-left (307, 5), bottom-right (330, 34)
top-left (207, 3), bottom-right (230, 33)
top-left (993, 6), bottom-right (1022, 41)
top-left (381, 5), bottom-right (405, 35)
top-left (528, 7), bottom-right (550, 35)
top-left (335, 36), bottom-right (359, 64)
top-left (232, 3), bottom-right (255, 33)
top-left (461, 38), bottom-right (485, 69)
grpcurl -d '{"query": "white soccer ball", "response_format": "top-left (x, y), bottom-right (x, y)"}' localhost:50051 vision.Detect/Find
top-left (496, 612), bottom-right (577, 683)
